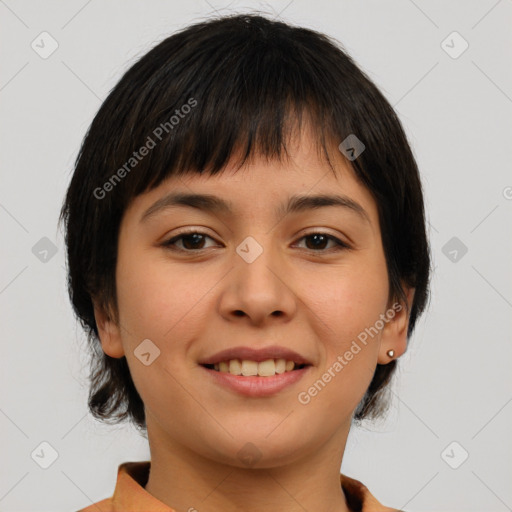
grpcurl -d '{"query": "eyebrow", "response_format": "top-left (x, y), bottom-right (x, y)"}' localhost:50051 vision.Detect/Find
top-left (140, 191), bottom-right (370, 224)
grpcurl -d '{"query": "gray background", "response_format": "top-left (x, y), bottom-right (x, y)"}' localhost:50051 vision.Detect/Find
top-left (1, 1), bottom-right (511, 511)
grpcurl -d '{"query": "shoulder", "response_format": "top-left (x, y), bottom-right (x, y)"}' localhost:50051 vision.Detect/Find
top-left (75, 497), bottom-right (113, 512)
top-left (340, 473), bottom-right (404, 512)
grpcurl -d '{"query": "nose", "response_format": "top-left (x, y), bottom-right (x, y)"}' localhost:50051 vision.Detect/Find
top-left (218, 236), bottom-right (298, 325)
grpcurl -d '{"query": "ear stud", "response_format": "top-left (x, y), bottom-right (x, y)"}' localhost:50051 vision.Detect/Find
top-left (386, 349), bottom-right (395, 358)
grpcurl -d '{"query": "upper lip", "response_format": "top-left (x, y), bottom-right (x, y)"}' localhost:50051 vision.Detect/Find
top-left (198, 345), bottom-right (312, 366)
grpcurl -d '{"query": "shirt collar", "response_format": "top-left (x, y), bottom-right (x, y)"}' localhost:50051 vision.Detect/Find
top-left (111, 460), bottom-right (398, 512)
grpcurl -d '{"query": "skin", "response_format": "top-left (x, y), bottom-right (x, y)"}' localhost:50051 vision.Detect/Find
top-left (94, 125), bottom-right (413, 512)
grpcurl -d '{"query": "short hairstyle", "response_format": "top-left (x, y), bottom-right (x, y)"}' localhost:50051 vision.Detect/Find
top-left (59, 13), bottom-right (431, 432)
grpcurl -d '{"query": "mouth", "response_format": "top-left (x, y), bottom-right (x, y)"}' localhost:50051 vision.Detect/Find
top-left (201, 361), bottom-right (310, 376)
top-left (197, 344), bottom-right (313, 377)
top-left (199, 360), bottom-right (312, 397)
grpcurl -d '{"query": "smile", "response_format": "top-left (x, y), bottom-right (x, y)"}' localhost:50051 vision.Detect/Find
top-left (200, 362), bottom-right (312, 397)
top-left (202, 358), bottom-right (308, 377)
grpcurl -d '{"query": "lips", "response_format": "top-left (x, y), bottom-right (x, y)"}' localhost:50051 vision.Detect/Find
top-left (200, 363), bottom-right (312, 397)
top-left (197, 345), bottom-right (313, 366)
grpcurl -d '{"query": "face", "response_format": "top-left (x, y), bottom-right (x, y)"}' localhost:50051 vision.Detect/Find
top-left (95, 128), bottom-right (411, 468)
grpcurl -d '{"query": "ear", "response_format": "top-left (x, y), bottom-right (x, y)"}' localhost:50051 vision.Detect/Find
top-left (377, 286), bottom-right (415, 364)
top-left (93, 301), bottom-right (125, 358)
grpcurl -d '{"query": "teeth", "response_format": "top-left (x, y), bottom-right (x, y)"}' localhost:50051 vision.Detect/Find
top-left (211, 358), bottom-right (301, 377)
top-left (276, 359), bottom-right (287, 374)
top-left (230, 359), bottom-right (242, 375)
top-left (259, 359), bottom-right (279, 376)
top-left (241, 360), bottom-right (258, 376)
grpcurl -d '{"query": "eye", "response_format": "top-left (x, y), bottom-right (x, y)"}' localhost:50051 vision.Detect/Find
top-left (293, 232), bottom-right (350, 252)
top-left (161, 230), bottom-right (350, 253)
top-left (162, 230), bottom-right (218, 252)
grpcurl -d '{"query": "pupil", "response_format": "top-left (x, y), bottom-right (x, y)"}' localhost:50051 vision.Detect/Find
top-left (307, 234), bottom-right (327, 250)
top-left (183, 234), bottom-right (204, 249)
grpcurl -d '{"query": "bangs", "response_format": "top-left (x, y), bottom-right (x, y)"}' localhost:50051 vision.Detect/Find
top-left (130, 95), bottom-right (339, 196)
top-left (94, 16), bottom-right (362, 203)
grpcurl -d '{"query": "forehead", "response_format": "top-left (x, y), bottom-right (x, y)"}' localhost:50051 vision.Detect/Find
top-left (122, 126), bottom-right (379, 230)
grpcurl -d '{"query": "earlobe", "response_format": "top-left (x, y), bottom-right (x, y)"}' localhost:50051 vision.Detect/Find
top-left (377, 287), bottom-right (415, 364)
top-left (93, 302), bottom-right (125, 358)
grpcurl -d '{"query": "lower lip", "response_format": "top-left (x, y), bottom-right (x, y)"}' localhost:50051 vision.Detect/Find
top-left (200, 365), bottom-right (312, 397)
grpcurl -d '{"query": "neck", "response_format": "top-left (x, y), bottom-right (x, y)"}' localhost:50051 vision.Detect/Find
top-left (144, 413), bottom-right (353, 512)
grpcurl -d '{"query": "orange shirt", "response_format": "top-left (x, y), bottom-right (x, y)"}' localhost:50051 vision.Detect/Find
top-left (76, 461), bottom-right (402, 512)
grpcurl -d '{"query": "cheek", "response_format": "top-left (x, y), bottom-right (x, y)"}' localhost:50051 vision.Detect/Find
top-left (115, 247), bottom-right (218, 347)
top-left (305, 253), bottom-right (388, 400)
top-left (115, 241), bottom-right (175, 329)
top-left (301, 289), bottom-right (386, 419)
top-left (114, 252), bottom-right (204, 409)
top-left (317, 256), bottom-right (389, 341)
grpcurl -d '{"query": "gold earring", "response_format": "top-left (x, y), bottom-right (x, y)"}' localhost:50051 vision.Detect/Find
top-left (386, 349), bottom-right (395, 358)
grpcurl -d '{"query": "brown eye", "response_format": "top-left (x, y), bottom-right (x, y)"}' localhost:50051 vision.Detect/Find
top-left (162, 231), bottom-right (217, 252)
top-left (295, 233), bottom-right (350, 252)
top-left (161, 231), bottom-right (350, 254)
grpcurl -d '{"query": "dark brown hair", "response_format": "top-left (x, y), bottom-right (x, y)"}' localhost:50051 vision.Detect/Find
top-left (59, 13), bottom-right (431, 433)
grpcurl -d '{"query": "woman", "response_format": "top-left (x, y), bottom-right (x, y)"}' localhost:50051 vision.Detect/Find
top-left (61, 13), bottom-right (430, 512)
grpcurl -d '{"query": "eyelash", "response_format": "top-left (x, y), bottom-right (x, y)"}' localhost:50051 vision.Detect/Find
top-left (161, 229), bottom-right (351, 254)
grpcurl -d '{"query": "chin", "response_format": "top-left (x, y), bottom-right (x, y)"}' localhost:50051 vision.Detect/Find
top-left (204, 433), bottom-right (309, 469)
